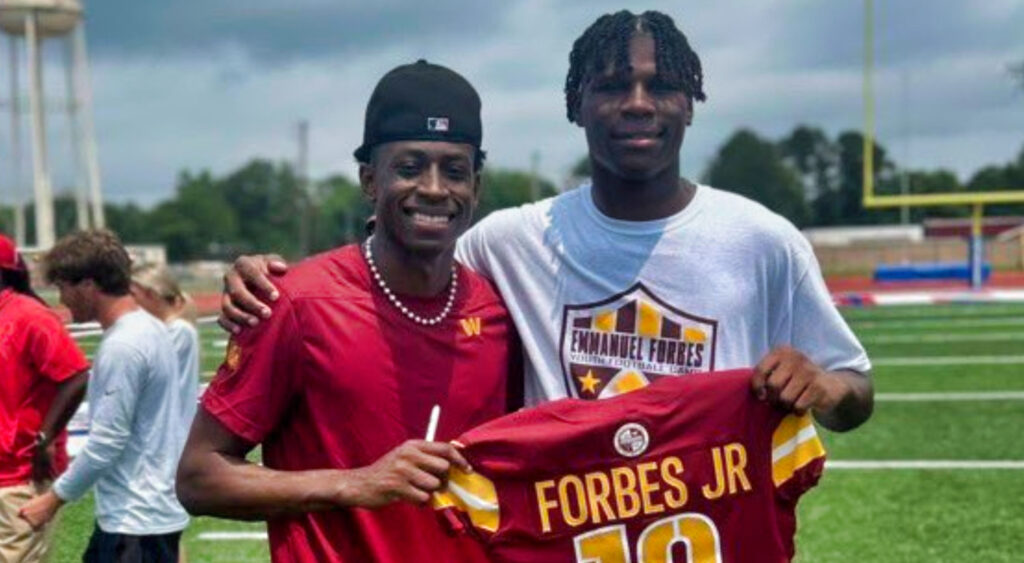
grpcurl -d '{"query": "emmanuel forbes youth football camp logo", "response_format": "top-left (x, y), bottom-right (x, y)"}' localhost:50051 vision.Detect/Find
top-left (559, 282), bottom-right (718, 399)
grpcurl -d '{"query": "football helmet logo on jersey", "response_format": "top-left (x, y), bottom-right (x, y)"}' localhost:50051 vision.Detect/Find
top-left (613, 422), bottom-right (649, 458)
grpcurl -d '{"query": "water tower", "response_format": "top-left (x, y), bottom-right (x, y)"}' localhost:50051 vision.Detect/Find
top-left (0, 0), bottom-right (104, 249)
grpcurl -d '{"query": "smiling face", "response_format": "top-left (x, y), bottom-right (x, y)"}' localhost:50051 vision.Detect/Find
top-left (360, 140), bottom-right (480, 256)
top-left (577, 33), bottom-right (692, 182)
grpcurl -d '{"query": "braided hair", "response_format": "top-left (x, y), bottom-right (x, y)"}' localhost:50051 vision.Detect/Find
top-left (0, 258), bottom-right (46, 305)
top-left (564, 10), bottom-right (707, 124)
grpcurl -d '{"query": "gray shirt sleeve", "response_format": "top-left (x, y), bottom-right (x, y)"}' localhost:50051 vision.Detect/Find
top-left (455, 220), bottom-right (491, 276)
top-left (53, 343), bottom-right (146, 502)
top-left (789, 253), bottom-right (872, 374)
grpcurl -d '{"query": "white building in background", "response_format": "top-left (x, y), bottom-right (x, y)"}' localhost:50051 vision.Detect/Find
top-left (802, 224), bottom-right (924, 247)
top-left (0, 0), bottom-right (104, 249)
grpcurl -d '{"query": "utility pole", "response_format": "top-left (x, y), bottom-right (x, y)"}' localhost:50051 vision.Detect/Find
top-left (900, 69), bottom-right (910, 225)
top-left (296, 120), bottom-right (310, 255)
top-left (8, 36), bottom-right (26, 244)
top-left (529, 150), bottom-right (540, 201)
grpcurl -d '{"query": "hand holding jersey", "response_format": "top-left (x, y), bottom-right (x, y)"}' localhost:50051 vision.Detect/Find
top-left (751, 347), bottom-right (869, 432)
top-left (342, 405), bottom-right (470, 508)
top-left (343, 439), bottom-right (472, 508)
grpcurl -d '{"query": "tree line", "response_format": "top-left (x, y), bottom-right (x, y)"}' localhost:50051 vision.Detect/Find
top-left (1, 125), bottom-right (1021, 261)
top-left (703, 126), bottom-right (1024, 228)
top-left (0, 161), bottom-right (558, 261)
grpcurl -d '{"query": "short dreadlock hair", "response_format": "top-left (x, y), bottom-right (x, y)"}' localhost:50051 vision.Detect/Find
top-left (564, 10), bottom-right (707, 124)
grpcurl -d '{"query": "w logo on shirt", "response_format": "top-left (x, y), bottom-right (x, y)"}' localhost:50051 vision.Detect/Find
top-left (460, 317), bottom-right (482, 337)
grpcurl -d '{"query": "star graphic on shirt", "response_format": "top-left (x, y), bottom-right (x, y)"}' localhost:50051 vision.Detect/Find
top-left (577, 370), bottom-right (600, 395)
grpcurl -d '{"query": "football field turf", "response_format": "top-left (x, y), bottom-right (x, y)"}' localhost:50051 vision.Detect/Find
top-left (53, 302), bottom-right (1024, 562)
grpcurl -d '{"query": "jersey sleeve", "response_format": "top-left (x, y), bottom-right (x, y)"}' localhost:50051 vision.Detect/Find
top-left (770, 413), bottom-right (826, 503)
top-left (26, 310), bottom-right (89, 382)
top-left (201, 292), bottom-right (303, 444)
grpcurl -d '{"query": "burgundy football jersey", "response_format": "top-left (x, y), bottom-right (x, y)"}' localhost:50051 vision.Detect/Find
top-left (434, 369), bottom-right (825, 563)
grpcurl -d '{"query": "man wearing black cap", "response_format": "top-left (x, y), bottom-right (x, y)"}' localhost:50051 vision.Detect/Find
top-left (175, 61), bottom-right (519, 562)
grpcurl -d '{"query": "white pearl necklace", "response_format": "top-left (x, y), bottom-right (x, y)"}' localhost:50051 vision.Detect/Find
top-left (363, 236), bottom-right (458, 326)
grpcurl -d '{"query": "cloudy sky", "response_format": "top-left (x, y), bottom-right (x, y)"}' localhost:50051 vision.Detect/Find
top-left (4, 0), bottom-right (1024, 206)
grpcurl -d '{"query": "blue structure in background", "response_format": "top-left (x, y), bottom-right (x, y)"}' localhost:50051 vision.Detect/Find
top-left (874, 261), bottom-right (991, 284)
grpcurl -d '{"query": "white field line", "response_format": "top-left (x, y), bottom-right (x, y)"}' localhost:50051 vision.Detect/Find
top-left (873, 355), bottom-right (1024, 366)
top-left (866, 291), bottom-right (1024, 306)
top-left (827, 460), bottom-right (1024, 470)
top-left (860, 332), bottom-right (1024, 344)
top-left (70, 315), bottom-right (219, 340)
top-left (876, 391), bottom-right (1024, 402)
top-left (850, 317), bottom-right (1024, 331)
top-left (197, 531), bottom-right (268, 541)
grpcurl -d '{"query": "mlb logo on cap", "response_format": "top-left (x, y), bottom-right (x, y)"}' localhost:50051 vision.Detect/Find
top-left (427, 117), bottom-right (450, 132)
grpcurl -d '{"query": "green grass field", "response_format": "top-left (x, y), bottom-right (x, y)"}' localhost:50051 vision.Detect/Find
top-left (51, 303), bottom-right (1024, 561)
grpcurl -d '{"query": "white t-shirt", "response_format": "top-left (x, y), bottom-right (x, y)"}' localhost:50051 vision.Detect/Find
top-left (167, 318), bottom-right (199, 426)
top-left (456, 184), bottom-right (870, 406)
top-left (54, 309), bottom-right (190, 534)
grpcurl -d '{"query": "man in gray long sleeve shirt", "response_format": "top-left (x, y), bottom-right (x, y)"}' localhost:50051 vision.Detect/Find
top-left (20, 230), bottom-right (190, 563)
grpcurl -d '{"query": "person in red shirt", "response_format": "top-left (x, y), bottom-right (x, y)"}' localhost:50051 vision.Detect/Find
top-left (0, 234), bottom-right (90, 562)
top-left (436, 370), bottom-right (825, 563)
top-left (175, 60), bottom-right (521, 562)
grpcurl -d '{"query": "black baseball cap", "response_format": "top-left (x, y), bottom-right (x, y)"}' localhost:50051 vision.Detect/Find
top-left (353, 59), bottom-right (483, 162)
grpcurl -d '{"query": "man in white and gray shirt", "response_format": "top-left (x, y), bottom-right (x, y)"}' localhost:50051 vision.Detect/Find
top-left (19, 230), bottom-right (190, 563)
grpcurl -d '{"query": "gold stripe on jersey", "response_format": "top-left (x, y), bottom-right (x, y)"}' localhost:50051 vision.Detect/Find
top-left (770, 414), bottom-right (826, 487)
top-left (433, 467), bottom-right (500, 533)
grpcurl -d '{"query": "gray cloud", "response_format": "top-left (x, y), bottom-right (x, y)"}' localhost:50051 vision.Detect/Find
top-left (84, 0), bottom-right (509, 62)
top-left (6, 1), bottom-right (1021, 207)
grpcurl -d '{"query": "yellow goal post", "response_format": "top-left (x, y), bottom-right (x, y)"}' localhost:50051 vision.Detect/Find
top-left (861, 0), bottom-right (1024, 286)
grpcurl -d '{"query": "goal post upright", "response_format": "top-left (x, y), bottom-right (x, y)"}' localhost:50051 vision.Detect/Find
top-left (861, 0), bottom-right (1024, 288)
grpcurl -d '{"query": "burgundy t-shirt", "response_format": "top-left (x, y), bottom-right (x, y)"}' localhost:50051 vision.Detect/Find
top-left (203, 245), bottom-right (520, 562)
